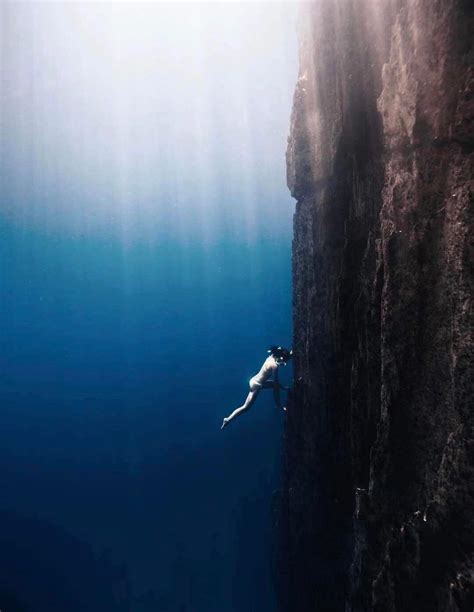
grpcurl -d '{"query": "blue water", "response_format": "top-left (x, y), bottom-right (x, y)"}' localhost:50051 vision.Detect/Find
top-left (0, 4), bottom-right (297, 611)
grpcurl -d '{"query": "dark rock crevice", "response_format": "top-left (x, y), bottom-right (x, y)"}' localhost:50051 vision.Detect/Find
top-left (277, 1), bottom-right (473, 610)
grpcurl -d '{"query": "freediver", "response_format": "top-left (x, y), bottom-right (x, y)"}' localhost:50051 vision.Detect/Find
top-left (221, 346), bottom-right (292, 429)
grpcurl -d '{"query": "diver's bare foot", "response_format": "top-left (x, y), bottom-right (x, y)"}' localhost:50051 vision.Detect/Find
top-left (221, 418), bottom-right (229, 430)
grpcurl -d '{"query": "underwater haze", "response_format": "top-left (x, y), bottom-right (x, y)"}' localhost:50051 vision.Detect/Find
top-left (0, 3), bottom-right (297, 611)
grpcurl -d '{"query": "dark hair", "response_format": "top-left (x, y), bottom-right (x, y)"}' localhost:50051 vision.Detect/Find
top-left (268, 345), bottom-right (292, 363)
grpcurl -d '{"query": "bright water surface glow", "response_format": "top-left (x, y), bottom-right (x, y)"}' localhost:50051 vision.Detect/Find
top-left (0, 4), bottom-right (297, 611)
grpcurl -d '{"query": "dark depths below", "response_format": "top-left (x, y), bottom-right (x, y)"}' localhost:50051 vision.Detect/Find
top-left (275, 1), bottom-right (473, 611)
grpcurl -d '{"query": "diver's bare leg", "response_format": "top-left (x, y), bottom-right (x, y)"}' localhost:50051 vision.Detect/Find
top-left (221, 390), bottom-right (259, 429)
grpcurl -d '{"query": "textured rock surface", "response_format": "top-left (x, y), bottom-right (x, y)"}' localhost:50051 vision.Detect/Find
top-left (277, 1), bottom-right (473, 610)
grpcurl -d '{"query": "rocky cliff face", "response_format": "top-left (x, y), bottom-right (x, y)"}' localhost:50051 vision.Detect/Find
top-left (277, 1), bottom-right (473, 610)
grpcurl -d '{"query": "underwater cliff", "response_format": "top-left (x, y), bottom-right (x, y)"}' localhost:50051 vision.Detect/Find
top-left (277, 0), bottom-right (473, 610)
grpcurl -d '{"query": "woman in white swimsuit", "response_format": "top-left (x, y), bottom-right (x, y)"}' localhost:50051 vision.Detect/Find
top-left (221, 346), bottom-right (292, 429)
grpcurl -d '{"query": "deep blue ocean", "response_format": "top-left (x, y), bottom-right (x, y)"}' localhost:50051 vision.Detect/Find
top-left (0, 4), bottom-right (297, 611)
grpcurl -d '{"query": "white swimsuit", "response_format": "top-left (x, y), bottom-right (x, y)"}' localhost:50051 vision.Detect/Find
top-left (249, 357), bottom-right (277, 391)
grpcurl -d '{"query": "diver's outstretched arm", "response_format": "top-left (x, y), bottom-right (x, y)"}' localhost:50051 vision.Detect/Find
top-left (221, 390), bottom-right (259, 429)
top-left (267, 381), bottom-right (290, 391)
top-left (273, 368), bottom-right (282, 410)
top-left (261, 379), bottom-right (288, 408)
top-left (273, 382), bottom-right (282, 410)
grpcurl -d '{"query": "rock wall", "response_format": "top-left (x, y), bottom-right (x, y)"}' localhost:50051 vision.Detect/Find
top-left (277, 1), bottom-right (473, 610)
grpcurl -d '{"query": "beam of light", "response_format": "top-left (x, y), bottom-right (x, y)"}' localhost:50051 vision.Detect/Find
top-left (1, 2), bottom-right (298, 246)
